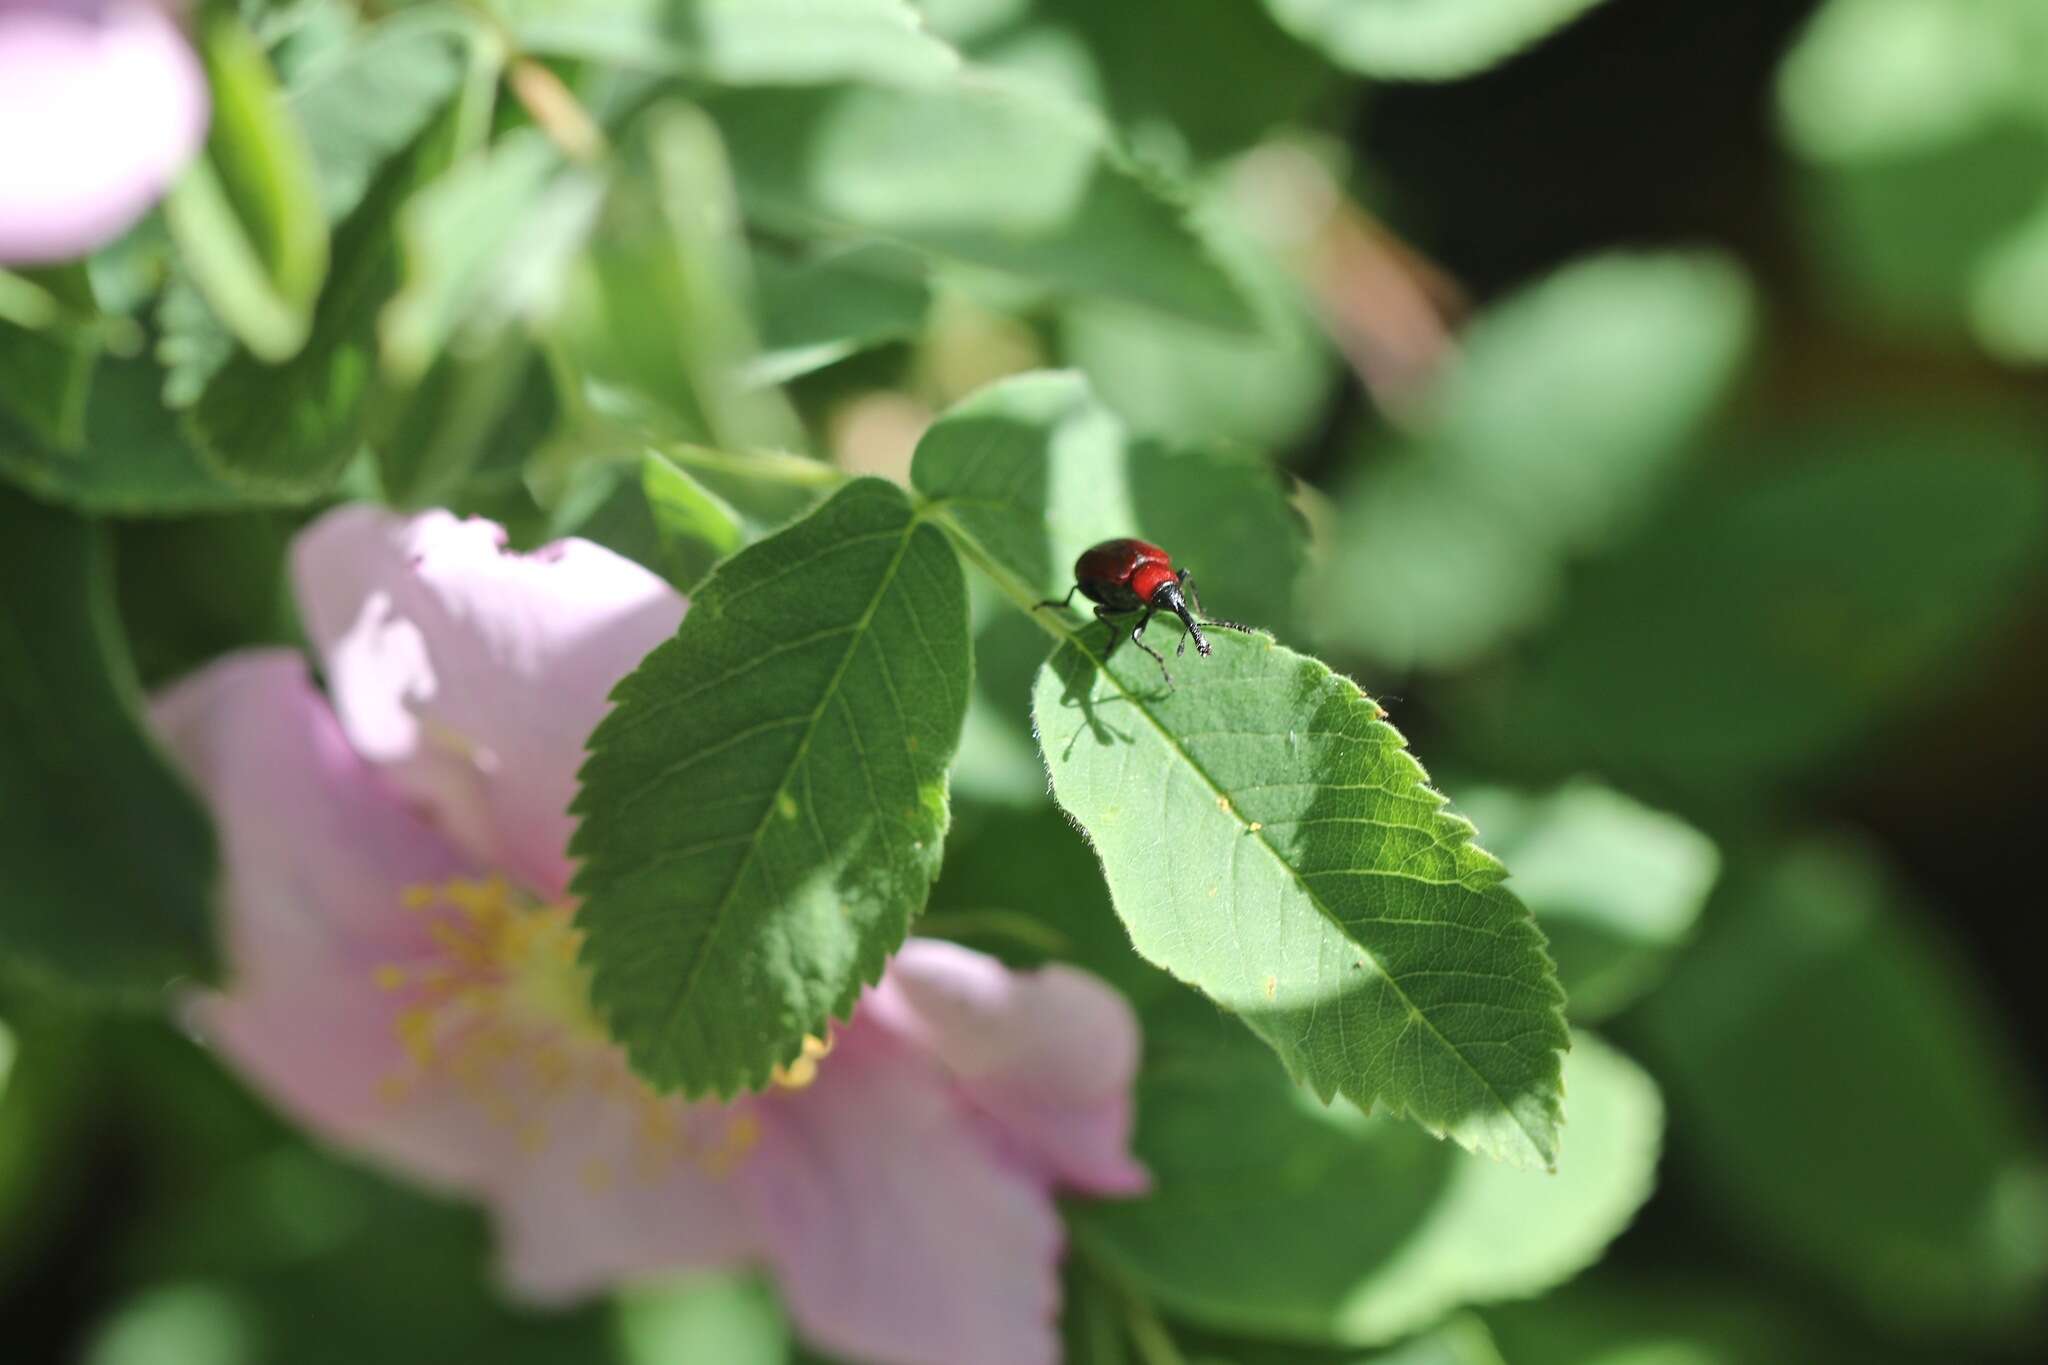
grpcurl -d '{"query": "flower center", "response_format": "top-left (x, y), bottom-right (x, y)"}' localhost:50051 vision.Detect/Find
top-left (382, 876), bottom-right (602, 1054)
top-left (373, 878), bottom-right (759, 1179)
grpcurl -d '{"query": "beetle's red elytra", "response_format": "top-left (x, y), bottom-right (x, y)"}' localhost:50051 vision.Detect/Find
top-left (1035, 537), bottom-right (1255, 684)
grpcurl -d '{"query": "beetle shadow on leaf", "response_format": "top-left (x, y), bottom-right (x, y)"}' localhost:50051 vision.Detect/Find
top-left (1048, 642), bottom-right (1145, 756)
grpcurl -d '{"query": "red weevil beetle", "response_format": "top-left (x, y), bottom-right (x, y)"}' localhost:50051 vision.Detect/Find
top-left (1036, 537), bottom-right (1255, 683)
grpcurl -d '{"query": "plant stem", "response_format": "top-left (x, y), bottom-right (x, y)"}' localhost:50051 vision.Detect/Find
top-left (658, 442), bottom-right (846, 490)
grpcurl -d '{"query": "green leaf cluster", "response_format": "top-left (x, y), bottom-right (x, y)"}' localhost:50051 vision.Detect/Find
top-left (1778, 0), bottom-right (2048, 360)
top-left (7, 4), bottom-right (2048, 1364)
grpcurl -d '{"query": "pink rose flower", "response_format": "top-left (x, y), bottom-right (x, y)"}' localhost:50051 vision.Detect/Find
top-left (153, 505), bottom-right (1147, 1365)
top-left (0, 0), bottom-right (208, 263)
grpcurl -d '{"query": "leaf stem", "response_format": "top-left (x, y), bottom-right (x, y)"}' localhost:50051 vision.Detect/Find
top-left (1074, 1244), bottom-right (1186, 1365)
top-left (657, 442), bottom-right (847, 490)
top-left (508, 58), bottom-right (606, 163)
top-left (1122, 1298), bottom-right (1187, 1365)
top-left (923, 504), bottom-right (1087, 652)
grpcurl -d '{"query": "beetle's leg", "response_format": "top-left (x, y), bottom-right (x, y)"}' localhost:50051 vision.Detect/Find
top-left (1129, 609), bottom-right (1171, 683)
top-left (1035, 584), bottom-right (1081, 612)
top-left (1094, 605), bottom-right (1124, 660)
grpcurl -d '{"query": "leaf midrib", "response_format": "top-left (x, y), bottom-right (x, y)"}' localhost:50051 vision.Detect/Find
top-left (938, 509), bottom-right (1555, 1160)
top-left (643, 504), bottom-right (925, 1090)
top-left (1100, 652), bottom-right (1553, 1157)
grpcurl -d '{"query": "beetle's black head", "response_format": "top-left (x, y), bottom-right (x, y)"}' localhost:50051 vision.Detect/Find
top-left (1152, 580), bottom-right (1210, 657)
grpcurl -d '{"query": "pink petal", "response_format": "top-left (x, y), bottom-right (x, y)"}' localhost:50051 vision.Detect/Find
top-left (292, 505), bottom-right (685, 899)
top-left (490, 1087), bottom-right (760, 1304)
top-left (0, 0), bottom-right (208, 263)
top-left (152, 651), bottom-right (484, 1180)
top-left (865, 939), bottom-right (1149, 1195)
top-left (745, 1030), bottom-right (1065, 1365)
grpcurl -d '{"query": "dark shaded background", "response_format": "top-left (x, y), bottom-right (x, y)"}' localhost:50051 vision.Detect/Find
top-left (1368, 3), bottom-right (2046, 1356)
top-left (1368, 0), bottom-right (2045, 1086)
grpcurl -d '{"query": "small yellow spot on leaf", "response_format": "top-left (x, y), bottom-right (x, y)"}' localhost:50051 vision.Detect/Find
top-left (1248, 821), bottom-right (1264, 833)
top-left (776, 792), bottom-right (799, 820)
top-left (1264, 975), bottom-right (1278, 1001)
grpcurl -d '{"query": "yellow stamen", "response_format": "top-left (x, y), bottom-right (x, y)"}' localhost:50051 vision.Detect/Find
top-left (396, 1008), bottom-right (438, 1064)
top-left (701, 1113), bottom-right (762, 1176)
top-left (371, 877), bottom-right (763, 1182)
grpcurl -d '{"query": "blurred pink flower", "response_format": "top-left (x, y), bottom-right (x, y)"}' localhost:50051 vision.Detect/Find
top-left (152, 505), bottom-right (1147, 1365)
top-left (0, 0), bottom-right (208, 263)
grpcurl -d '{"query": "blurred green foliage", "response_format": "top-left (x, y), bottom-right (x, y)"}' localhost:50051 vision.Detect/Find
top-left (5, 0), bottom-right (2048, 1362)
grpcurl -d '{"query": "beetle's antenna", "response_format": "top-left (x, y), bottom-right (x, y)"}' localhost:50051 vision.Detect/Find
top-left (1201, 617), bottom-right (1258, 637)
top-left (1165, 572), bottom-right (1253, 656)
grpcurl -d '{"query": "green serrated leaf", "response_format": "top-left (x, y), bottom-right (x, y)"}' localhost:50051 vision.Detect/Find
top-left (0, 357), bottom-right (283, 516)
top-left (487, 0), bottom-right (959, 84)
top-left (572, 478), bottom-right (971, 1095)
top-left (0, 488), bottom-right (219, 996)
top-left (1263, 0), bottom-right (1612, 81)
top-left (708, 74), bottom-right (1259, 331)
top-left (1073, 1003), bottom-right (1655, 1343)
top-left (910, 370), bottom-right (1137, 601)
top-left (166, 6), bottom-right (331, 361)
top-left (1451, 781), bottom-right (1719, 1021)
top-left (1028, 630), bottom-right (1567, 1168)
top-left (291, 5), bottom-right (477, 222)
